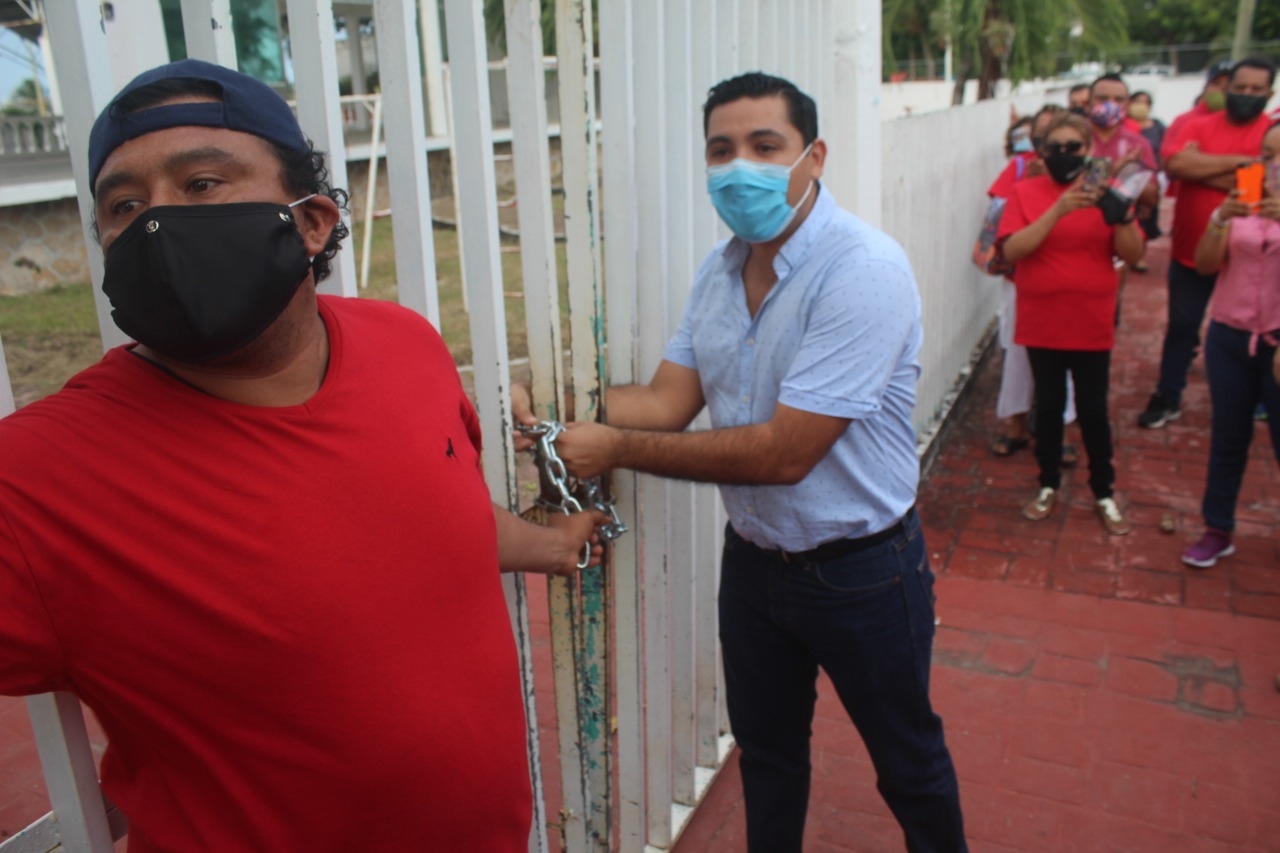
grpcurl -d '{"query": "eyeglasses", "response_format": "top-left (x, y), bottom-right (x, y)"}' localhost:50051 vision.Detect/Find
top-left (1042, 140), bottom-right (1085, 156)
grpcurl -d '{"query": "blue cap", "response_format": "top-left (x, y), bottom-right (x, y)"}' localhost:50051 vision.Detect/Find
top-left (88, 59), bottom-right (308, 195)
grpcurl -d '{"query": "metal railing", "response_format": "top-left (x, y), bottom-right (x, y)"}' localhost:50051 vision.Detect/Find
top-left (0, 115), bottom-right (68, 156)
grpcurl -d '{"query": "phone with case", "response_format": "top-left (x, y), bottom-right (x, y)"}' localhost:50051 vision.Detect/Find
top-left (1082, 157), bottom-right (1111, 192)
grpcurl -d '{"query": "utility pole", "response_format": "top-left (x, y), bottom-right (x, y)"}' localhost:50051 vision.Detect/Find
top-left (1231, 0), bottom-right (1257, 61)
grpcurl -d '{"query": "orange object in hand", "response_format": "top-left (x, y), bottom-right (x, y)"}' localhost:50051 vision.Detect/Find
top-left (1236, 162), bottom-right (1265, 207)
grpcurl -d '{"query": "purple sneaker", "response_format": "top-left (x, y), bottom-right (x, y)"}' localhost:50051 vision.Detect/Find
top-left (1182, 528), bottom-right (1235, 568)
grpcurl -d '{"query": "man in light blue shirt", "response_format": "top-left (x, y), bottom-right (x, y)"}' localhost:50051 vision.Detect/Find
top-left (516, 72), bottom-right (966, 852)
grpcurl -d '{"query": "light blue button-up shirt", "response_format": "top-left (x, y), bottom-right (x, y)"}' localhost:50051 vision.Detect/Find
top-left (664, 186), bottom-right (922, 551)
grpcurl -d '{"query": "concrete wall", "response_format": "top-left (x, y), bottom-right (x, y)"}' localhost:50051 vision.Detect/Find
top-left (0, 198), bottom-right (90, 295)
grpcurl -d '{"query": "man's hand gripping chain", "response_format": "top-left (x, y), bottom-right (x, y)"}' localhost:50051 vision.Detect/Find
top-left (516, 421), bottom-right (628, 568)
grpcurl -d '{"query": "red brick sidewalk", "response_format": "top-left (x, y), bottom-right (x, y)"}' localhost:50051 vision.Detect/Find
top-left (673, 233), bottom-right (1280, 851)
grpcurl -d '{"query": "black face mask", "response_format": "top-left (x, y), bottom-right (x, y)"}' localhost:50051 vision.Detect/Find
top-left (102, 200), bottom-right (314, 363)
top-left (1043, 153), bottom-right (1087, 185)
top-left (1225, 93), bottom-right (1270, 124)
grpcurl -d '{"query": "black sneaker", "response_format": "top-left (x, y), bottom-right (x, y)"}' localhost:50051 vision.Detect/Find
top-left (1138, 393), bottom-right (1182, 429)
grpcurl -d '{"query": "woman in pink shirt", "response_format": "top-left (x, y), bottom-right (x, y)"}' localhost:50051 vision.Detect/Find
top-left (1183, 121), bottom-right (1280, 567)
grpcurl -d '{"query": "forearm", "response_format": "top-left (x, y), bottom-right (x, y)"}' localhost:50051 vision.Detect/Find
top-left (613, 423), bottom-right (808, 486)
top-left (1194, 217), bottom-right (1231, 275)
top-left (605, 384), bottom-right (690, 430)
top-left (1166, 150), bottom-right (1245, 183)
top-left (1113, 220), bottom-right (1145, 267)
top-left (1002, 207), bottom-right (1061, 262)
top-left (493, 504), bottom-right (574, 574)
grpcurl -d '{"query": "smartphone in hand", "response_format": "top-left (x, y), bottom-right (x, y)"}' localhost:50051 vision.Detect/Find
top-left (1082, 157), bottom-right (1111, 192)
top-left (1236, 162), bottom-right (1265, 207)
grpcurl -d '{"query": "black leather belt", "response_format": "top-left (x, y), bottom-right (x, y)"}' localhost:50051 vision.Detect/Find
top-left (756, 507), bottom-right (916, 564)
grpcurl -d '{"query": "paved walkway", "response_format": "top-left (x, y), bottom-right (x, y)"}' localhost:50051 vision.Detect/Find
top-left (672, 233), bottom-right (1280, 851)
top-left (2, 230), bottom-right (1278, 851)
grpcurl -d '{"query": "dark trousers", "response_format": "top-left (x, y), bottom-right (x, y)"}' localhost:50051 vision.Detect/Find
top-left (719, 512), bottom-right (967, 853)
top-left (1202, 321), bottom-right (1280, 531)
top-left (1156, 260), bottom-right (1218, 408)
top-left (1027, 347), bottom-right (1115, 499)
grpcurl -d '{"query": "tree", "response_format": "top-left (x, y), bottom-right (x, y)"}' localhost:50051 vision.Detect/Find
top-left (1122, 0), bottom-right (1231, 45)
top-left (937, 0), bottom-right (1129, 103)
top-left (2, 78), bottom-right (49, 117)
top-left (482, 0), bottom-right (597, 56)
top-left (885, 0), bottom-right (948, 79)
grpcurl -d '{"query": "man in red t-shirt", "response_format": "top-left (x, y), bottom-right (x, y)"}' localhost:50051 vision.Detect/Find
top-left (1161, 60), bottom-right (1234, 163)
top-left (1138, 57), bottom-right (1277, 428)
top-left (0, 60), bottom-right (606, 852)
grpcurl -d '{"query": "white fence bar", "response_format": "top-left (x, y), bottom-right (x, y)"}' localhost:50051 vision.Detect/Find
top-left (419, 0), bottom-right (449, 136)
top-left (438, 14), bottom-right (551, 853)
top-left (22, 693), bottom-right (116, 853)
top-left (554, 0), bottom-right (613, 849)
top-left (284, 0), bottom-right (358, 298)
top-left (501, 5), bottom-right (563, 848)
top-left (178, 0), bottom-right (237, 66)
top-left (628, 0), bottom-right (676, 846)
top-left (825, 0), bottom-right (882, 225)
top-left (372, 0), bottom-right (442, 325)
top-left (736, 0), bottom-right (755, 71)
top-left (596, 0), bottom-right (647, 847)
top-left (660, 0), bottom-right (699, 813)
top-left (42, 0), bottom-right (122, 350)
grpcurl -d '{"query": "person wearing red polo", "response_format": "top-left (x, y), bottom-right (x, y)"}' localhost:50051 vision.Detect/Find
top-left (997, 113), bottom-right (1146, 535)
top-left (1162, 60), bottom-right (1234, 162)
top-left (1138, 57), bottom-right (1277, 428)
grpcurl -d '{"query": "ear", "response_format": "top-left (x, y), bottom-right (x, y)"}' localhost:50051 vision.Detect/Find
top-left (808, 138), bottom-right (828, 181)
top-left (294, 194), bottom-right (342, 257)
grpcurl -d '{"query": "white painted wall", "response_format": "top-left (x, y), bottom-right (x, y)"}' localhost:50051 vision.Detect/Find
top-left (880, 74), bottom-right (1209, 125)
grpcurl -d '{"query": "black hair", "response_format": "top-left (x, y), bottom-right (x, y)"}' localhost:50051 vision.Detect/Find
top-left (98, 77), bottom-right (349, 284)
top-left (1069, 84), bottom-right (1089, 95)
top-left (1130, 90), bottom-right (1152, 104)
top-left (703, 72), bottom-right (818, 146)
top-left (1089, 73), bottom-right (1128, 96)
top-left (1231, 56), bottom-right (1277, 88)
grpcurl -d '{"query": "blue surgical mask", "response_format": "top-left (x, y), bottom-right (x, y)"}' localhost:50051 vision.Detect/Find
top-left (707, 144), bottom-right (814, 243)
top-left (1012, 137), bottom-right (1034, 153)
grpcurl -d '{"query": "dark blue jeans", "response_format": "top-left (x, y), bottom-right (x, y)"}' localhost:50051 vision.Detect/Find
top-left (1156, 260), bottom-right (1218, 407)
top-left (1202, 321), bottom-right (1280, 531)
top-left (719, 511), bottom-right (967, 853)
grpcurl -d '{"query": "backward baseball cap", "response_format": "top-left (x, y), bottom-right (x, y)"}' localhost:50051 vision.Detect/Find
top-left (1206, 59), bottom-right (1234, 81)
top-left (88, 59), bottom-right (308, 195)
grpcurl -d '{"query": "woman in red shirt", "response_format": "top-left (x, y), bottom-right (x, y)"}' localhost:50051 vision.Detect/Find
top-left (998, 113), bottom-right (1146, 534)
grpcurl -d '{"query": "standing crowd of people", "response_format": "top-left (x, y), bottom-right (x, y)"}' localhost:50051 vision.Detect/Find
top-left (0, 48), bottom-right (1275, 853)
top-left (983, 59), bottom-right (1279, 563)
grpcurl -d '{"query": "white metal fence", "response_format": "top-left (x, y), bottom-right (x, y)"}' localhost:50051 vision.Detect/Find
top-left (2, 1), bottom-right (1032, 851)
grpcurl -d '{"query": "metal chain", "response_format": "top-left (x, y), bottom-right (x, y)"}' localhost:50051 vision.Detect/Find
top-left (517, 420), bottom-right (629, 568)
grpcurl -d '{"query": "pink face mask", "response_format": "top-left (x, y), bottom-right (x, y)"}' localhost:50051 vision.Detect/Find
top-left (1089, 101), bottom-right (1125, 130)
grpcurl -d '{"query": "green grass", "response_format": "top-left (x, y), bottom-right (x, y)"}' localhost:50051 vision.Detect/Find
top-left (0, 222), bottom-right (576, 407)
